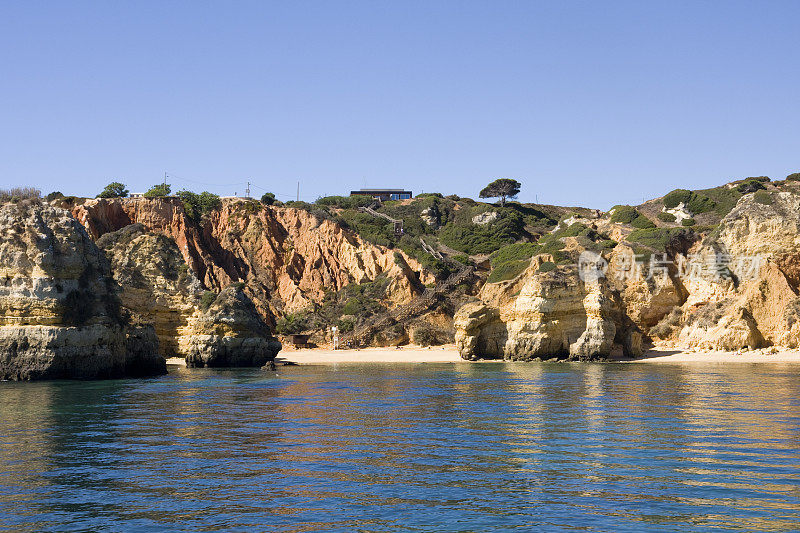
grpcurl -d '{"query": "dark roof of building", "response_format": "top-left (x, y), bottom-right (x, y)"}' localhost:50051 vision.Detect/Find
top-left (351, 188), bottom-right (412, 193)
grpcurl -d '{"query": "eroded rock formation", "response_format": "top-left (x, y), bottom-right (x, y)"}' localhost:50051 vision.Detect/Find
top-left (73, 198), bottom-right (435, 324)
top-left (96, 224), bottom-right (281, 366)
top-left (455, 190), bottom-right (800, 360)
top-left (0, 202), bottom-right (165, 379)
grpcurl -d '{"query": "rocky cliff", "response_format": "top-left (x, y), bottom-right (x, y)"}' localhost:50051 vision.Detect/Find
top-left (96, 224), bottom-right (281, 366)
top-left (454, 184), bottom-right (800, 360)
top-left (72, 198), bottom-right (435, 325)
top-left (0, 202), bottom-right (165, 379)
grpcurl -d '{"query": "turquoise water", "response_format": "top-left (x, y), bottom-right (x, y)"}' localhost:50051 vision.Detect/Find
top-left (2, 363), bottom-right (800, 532)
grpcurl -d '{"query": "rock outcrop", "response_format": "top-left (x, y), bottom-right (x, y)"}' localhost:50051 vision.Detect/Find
top-left (455, 189), bottom-right (800, 360)
top-left (96, 224), bottom-right (281, 366)
top-left (0, 202), bottom-right (165, 379)
top-left (73, 198), bottom-right (435, 323)
top-left (455, 259), bottom-right (632, 361)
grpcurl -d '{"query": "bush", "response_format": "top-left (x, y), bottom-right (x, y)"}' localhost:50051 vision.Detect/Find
top-left (538, 261), bottom-right (556, 273)
top-left (754, 190), bottom-right (773, 205)
top-left (610, 205), bottom-right (639, 224)
top-left (489, 243), bottom-right (541, 268)
top-left (0, 187), bottom-right (41, 203)
top-left (487, 259), bottom-right (530, 283)
top-left (681, 217), bottom-right (695, 226)
top-left (144, 183), bottom-right (171, 198)
top-left (736, 179), bottom-right (766, 194)
top-left (631, 215), bottom-right (656, 229)
top-left (662, 189), bottom-right (717, 214)
top-left (260, 192), bottom-right (276, 205)
top-left (46, 191), bottom-right (64, 202)
top-left (177, 190), bottom-right (221, 220)
top-left (786, 172), bottom-right (800, 182)
top-left (627, 227), bottom-right (695, 251)
top-left (199, 291), bottom-right (217, 311)
top-left (657, 212), bottom-right (676, 222)
top-left (275, 313), bottom-right (311, 335)
top-left (663, 189), bottom-right (692, 209)
top-left (342, 299), bottom-right (363, 316)
top-left (98, 182), bottom-right (129, 198)
top-left (411, 324), bottom-right (444, 346)
top-left (439, 208), bottom-right (525, 255)
top-left (337, 317), bottom-right (355, 333)
top-left (284, 200), bottom-right (312, 211)
top-left (315, 195), bottom-right (374, 209)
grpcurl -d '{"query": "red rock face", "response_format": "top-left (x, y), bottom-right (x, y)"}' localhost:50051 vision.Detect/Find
top-left (72, 198), bottom-right (434, 326)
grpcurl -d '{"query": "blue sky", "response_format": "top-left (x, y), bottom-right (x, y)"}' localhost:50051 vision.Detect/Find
top-left (1, 1), bottom-right (798, 208)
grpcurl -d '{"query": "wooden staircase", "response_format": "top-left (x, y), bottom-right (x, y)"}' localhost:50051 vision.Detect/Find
top-left (340, 264), bottom-right (476, 348)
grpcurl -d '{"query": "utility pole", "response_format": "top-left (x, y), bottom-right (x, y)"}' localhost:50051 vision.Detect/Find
top-left (296, 181), bottom-right (300, 202)
top-left (246, 181), bottom-right (251, 199)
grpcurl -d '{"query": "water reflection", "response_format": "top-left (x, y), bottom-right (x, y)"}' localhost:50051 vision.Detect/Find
top-left (1, 363), bottom-right (800, 531)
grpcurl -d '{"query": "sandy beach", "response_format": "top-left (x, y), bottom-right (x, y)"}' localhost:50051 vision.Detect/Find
top-left (631, 349), bottom-right (800, 364)
top-left (276, 346), bottom-right (467, 365)
top-left (165, 347), bottom-right (800, 366)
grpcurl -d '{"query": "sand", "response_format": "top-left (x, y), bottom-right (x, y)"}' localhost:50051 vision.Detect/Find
top-left (277, 346), bottom-right (466, 365)
top-left (630, 349), bottom-right (800, 364)
top-left (165, 347), bottom-right (800, 367)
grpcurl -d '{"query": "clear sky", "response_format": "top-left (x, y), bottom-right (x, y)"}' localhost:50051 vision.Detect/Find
top-left (1, 1), bottom-right (798, 209)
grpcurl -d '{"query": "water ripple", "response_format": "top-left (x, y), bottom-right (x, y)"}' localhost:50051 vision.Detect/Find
top-left (2, 363), bottom-right (800, 531)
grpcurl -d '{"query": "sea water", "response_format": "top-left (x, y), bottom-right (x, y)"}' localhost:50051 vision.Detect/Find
top-left (2, 362), bottom-right (800, 532)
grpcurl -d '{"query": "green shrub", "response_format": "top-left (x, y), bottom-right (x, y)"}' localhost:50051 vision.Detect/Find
top-left (177, 190), bottom-right (221, 220)
top-left (199, 291), bottom-right (217, 311)
top-left (610, 205), bottom-right (639, 224)
top-left (284, 200), bottom-right (312, 211)
top-left (342, 299), bottom-right (363, 316)
top-left (45, 191), bottom-right (64, 202)
top-left (631, 215), bottom-right (656, 229)
top-left (260, 192), bottom-right (276, 205)
top-left (627, 227), bottom-right (695, 251)
top-left (337, 317), bottom-right (355, 332)
top-left (144, 183), bottom-right (171, 198)
top-left (452, 254), bottom-right (471, 265)
top-left (489, 243), bottom-right (540, 268)
top-left (695, 185), bottom-right (741, 217)
top-left (681, 217), bottom-right (696, 226)
top-left (786, 172), bottom-right (800, 182)
top-left (538, 261), bottom-right (556, 273)
top-left (315, 195), bottom-right (374, 209)
top-left (439, 208), bottom-right (524, 255)
top-left (657, 212), bottom-right (676, 222)
top-left (753, 190), bottom-right (773, 205)
top-left (663, 189), bottom-right (692, 209)
top-left (736, 179), bottom-right (766, 194)
top-left (275, 313), bottom-right (311, 335)
top-left (662, 189), bottom-right (716, 214)
top-left (98, 182), bottom-right (129, 198)
top-left (487, 259), bottom-right (530, 283)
